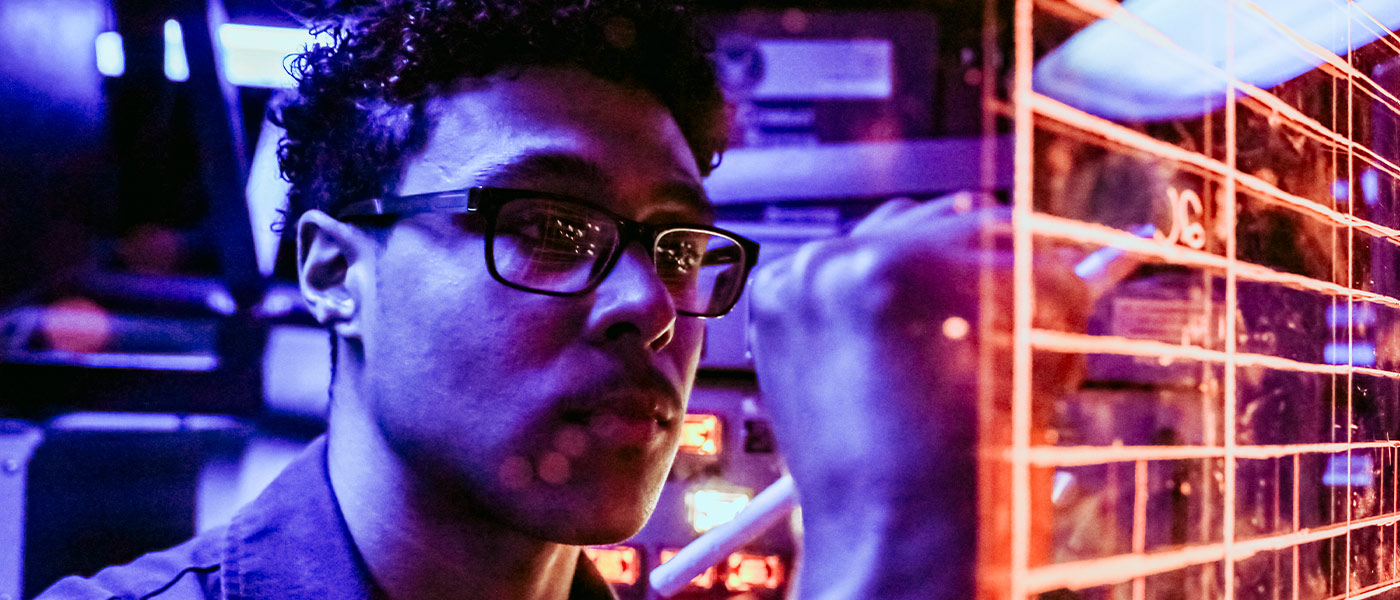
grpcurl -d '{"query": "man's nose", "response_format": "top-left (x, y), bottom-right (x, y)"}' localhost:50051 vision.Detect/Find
top-left (585, 245), bottom-right (676, 351)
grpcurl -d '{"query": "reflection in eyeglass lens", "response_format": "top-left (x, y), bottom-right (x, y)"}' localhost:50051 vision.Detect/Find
top-left (494, 199), bottom-right (616, 290)
top-left (493, 199), bottom-right (745, 314)
top-left (657, 231), bottom-right (743, 315)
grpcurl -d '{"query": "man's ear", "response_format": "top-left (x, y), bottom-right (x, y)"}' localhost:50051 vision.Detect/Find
top-left (297, 210), bottom-right (376, 339)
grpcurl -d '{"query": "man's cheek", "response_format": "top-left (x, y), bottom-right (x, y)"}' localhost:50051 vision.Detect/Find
top-left (494, 294), bottom-right (588, 347)
top-left (670, 321), bottom-right (706, 374)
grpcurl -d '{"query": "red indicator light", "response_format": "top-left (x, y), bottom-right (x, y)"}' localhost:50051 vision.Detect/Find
top-left (660, 549), bottom-right (717, 589)
top-left (725, 553), bottom-right (785, 591)
top-left (679, 413), bottom-right (722, 455)
top-left (41, 297), bottom-right (111, 353)
top-left (583, 546), bottom-right (641, 586)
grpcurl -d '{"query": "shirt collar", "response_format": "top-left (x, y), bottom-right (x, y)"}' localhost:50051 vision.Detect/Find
top-left (219, 436), bottom-right (617, 600)
top-left (221, 436), bottom-right (381, 600)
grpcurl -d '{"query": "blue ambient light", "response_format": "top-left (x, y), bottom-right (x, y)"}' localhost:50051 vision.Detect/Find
top-left (1322, 452), bottom-right (1374, 487)
top-left (1362, 168), bottom-right (1381, 206)
top-left (1323, 342), bottom-right (1376, 367)
top-left (1035, 0), bottom-right (1400, 121)
top-left (1325, 303), bottom-right (1378, 329)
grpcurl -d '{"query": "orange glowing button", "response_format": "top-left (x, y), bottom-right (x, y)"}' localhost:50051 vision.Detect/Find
top-left (660, 549), bottom-right (717, 589)
top-left (679, 413), bottom-right (721, 456)
top-left (583, 546), bottom-right (641, 586)
top-left (725, 553), bottom-right (785, 591)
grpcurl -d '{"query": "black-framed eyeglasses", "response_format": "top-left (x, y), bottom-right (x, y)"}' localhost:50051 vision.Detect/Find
top-left (336, 186), bottom-right (760, 318)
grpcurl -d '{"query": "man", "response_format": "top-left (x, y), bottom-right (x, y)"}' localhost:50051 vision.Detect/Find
top-left (38, 1), bottom-right (1081, 598)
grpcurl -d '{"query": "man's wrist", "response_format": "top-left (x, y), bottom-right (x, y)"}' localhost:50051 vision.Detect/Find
top-left (795, 489), bottom-right (977, 600)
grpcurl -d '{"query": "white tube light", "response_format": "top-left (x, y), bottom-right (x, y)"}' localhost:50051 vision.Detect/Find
top-left (95, 31), bottom-right (124, 77)
top-left (99, 21), bottom-right (311, 86)
top-left (218, 23), bottom-right (323, 88)
top-left (80, 22), bottom-right (325, 88)
top-left (164, 18), bottom-right (189, 82)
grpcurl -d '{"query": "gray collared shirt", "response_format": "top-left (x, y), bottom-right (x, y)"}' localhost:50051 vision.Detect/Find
top-left (35, 436), bottom-right (617, 600)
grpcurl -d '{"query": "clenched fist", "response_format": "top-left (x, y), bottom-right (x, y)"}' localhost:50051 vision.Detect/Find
top-left (747, 193), bottom-right (1094, 600)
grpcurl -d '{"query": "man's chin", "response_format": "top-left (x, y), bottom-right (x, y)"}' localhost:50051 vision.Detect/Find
top-left (557, 524), bottom-right (645, 547)
top-left (530, 508), bottom-right (652, 547)
top-left (528, 480), bottom-right (665, 545)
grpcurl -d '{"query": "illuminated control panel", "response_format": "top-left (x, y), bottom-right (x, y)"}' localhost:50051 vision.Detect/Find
top-left (685, 485), bottom-right (752, 534)
top-left (582, 546), bottom-right (642, 587)
top-left (724, 553), bottom-right (786, 593)
top-left (585, 382), bottom-right (794, 599)
top-left (588, 547), bottom-right (789, 597)
top-left (659, 549), bottom-right (718, 591)
top-left (678, 414), bottom-right (722, 456)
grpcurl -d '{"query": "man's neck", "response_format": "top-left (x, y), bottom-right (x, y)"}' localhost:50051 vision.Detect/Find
top-left (325, 396), bottom-right (580, 600)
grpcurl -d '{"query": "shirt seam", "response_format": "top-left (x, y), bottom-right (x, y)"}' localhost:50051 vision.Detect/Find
top-left (224, 511), bottom-right (245, 600)
top-left (125, 564), bottom-right (221, 600)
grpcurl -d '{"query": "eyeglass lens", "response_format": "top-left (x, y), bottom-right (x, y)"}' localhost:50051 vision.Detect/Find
top-left (654, 229), bottom-right (744, 316)
top-left (490, 197), bottom-right (746, 315)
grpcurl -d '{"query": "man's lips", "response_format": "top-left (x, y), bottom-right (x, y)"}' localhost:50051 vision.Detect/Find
top-left (559, 400), bottom-right (676, 425)
top-left (570, 412), bottom-right (668, 447)
top-left (556, 388), bottom-right (681, 447)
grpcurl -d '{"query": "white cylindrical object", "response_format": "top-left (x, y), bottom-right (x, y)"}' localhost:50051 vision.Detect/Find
top-left (649, 475), bottom-right (798, 597)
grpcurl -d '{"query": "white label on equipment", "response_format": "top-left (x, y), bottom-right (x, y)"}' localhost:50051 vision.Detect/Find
top-left (752, 39), bottom-right (893, 100)
top-left (1110, 297), bottom-right (1205, 345)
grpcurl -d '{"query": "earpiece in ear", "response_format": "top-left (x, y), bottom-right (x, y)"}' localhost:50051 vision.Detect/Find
top-left (323, 295), bottom-right (355, 323)
top-left (332, 297), bottom-right (357, 320)
top-left (329, 297), bottom-right (361, 338)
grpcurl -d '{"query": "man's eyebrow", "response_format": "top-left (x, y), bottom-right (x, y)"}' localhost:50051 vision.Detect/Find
top-left (650, 181), bottom-right (715, 222)
top-left (474, 151), bottom-right (713, 220)
top-left (475, 152), bottom-right (612, 190)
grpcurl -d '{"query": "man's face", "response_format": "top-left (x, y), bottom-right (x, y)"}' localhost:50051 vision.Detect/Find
top-left (352, 67), bottom-right (707, 544)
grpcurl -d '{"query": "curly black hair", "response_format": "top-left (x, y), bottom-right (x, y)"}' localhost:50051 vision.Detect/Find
top-left (273, 0), bottom-right (727, 226)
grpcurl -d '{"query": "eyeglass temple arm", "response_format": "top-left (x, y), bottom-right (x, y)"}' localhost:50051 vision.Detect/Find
top-left (335, 189), bottom-right (479, 219)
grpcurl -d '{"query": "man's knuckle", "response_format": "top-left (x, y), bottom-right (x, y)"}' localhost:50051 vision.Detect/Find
top-left (747, 263), bottom-right (788, 322)
top-left (818, 244), bottom-right (932, 320)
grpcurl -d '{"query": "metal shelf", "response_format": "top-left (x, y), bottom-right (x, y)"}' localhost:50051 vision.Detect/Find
top-left (704, 136), bottom-right (1013, 204)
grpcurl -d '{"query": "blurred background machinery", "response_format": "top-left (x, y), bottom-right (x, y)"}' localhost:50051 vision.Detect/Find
top-left (17, 0), bottom-right (1400, 597)
top-left (0, 0), bottom-right (1008, 598)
